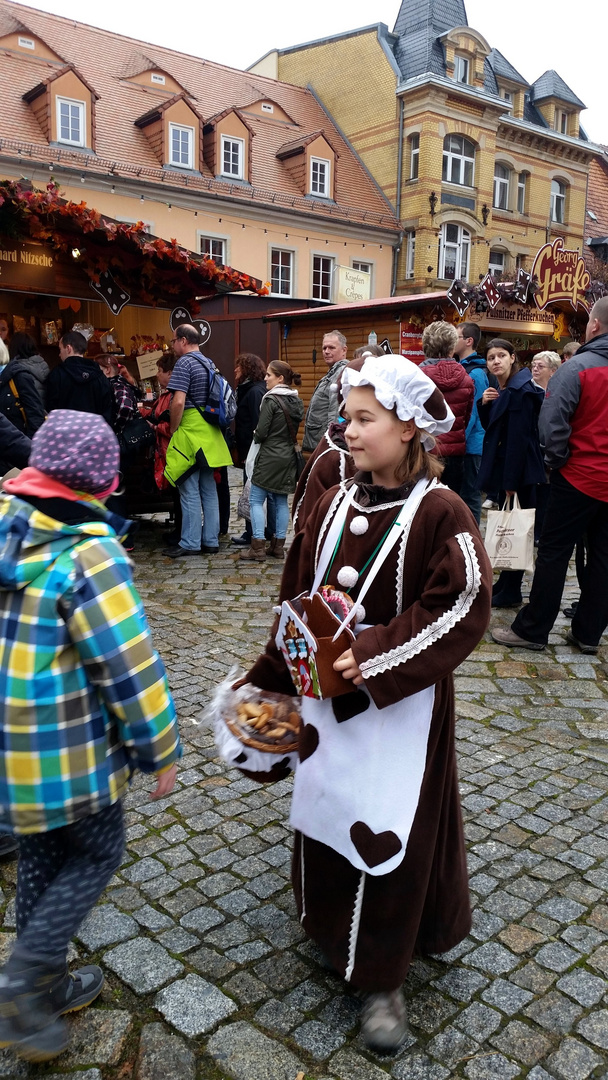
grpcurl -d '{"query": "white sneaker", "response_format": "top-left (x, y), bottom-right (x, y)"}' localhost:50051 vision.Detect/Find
top-left (360, 989), bottom-right (408, 1053)
top-left (482, 498), bottom-right (497, 509)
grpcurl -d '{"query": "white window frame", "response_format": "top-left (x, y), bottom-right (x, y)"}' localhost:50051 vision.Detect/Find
top-left (151, 73), bottom-right (166, 86)
top-left (168, 123), bottom-right (194, 170)
top-left (405, 231), bottom-right (416, 279)
top-left (500, 89), bottom-right (512, 102)
top-left (517, 172), bottom-right (528, 214)
top-left (270, 248), bottom-right (294, 297)
top-left (56, 97), bottom-right (85, 147)
top-left (409, 133), bottom-right (420, 180)
top-left (442, 135), bottom-right (475, 188)
top-left (438, 223), bottom-right (470, 280)
top-left (18, 36), bottom-right (35, 49)
top-left (551, 179), bottom-right (566, 224)
top-left (261, 102), bottom-right (274, 114)
top-left (199, 234), bottom-right (227, 265)
top-left (221, 135), bottom-right (245, 180)
top-left (310, 156), bottom-right (331, 198)
top-left (555, 109), bottom-right (568, 134)
top-left (493, 163), bottom-right (510, 211)
top-left (311, 253), bottom-right (335, 301)
top-left (352, 259), bottom-right (372, 275)
top-left (489, 249), bottom-right (506, 280)
top-left (453, 55), bottom-right (469, 84)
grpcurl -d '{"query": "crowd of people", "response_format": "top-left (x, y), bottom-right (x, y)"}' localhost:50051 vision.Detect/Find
top-left (0, 303), bottom-right (605, 1062)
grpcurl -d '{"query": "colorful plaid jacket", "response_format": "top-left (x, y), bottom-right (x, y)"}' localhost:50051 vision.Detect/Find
top-left (0, 491), bottom-right (181, 834)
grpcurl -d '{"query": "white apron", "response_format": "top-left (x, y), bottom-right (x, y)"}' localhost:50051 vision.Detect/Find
top-left (290, 478), bottom-right (436, 877)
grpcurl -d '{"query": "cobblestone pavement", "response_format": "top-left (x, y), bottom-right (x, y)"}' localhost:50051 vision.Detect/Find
top-left (1, 474), bottom-right (608, 1080)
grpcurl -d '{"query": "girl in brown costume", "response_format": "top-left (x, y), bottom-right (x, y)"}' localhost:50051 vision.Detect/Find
top-left (245, 356), bottom-right (492, 1052)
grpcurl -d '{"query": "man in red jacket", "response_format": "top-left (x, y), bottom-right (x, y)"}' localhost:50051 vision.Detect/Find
top-left (493, 297), bottom-right (608, 653)
top-left (420, 321), bottom-right (474, 495)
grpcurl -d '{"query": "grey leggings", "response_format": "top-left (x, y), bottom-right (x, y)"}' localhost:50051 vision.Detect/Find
top-left (15, 801), bottom-right (124, 968)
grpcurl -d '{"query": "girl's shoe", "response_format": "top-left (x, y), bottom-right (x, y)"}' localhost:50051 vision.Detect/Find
top-left (267, 537), bottom-right (286, 559)
top-left (360, 989), bottom-right (408, 1054)
top-left (0, 957), bottom-right (68, 1063)
top-left (239, 538), bottom-right (266, 561)
top-left (50, 965), bottom-right (104, 1015)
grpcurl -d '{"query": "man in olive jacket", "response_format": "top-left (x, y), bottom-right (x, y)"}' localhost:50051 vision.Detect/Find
top-left (302, 331), bottom-right (348, 452)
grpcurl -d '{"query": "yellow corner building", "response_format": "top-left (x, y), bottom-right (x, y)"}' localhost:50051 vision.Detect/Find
top-left (249, 0), bottom-right (597, 295)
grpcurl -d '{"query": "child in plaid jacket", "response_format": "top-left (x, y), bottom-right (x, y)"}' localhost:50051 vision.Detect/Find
top-left (0, 410), bottom-right (181, 1063)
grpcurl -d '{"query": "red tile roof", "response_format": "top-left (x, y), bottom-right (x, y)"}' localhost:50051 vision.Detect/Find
top-left (586, 154), bottom-right (608, 239)
top-left (0, 0), bottom-right (400, 233)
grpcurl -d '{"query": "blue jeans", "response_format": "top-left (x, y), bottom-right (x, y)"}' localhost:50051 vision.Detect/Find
top-left (460, 454), bottom-right (482, 523)
top-left (179, 467), bottom-right (220, 549)
top-left (250, 484), bottom-right (288, 540)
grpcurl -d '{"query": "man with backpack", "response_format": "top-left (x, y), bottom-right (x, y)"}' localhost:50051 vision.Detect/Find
top-left (162, 324), bottom-right (232, 557)
top-left (453, 321), bottom-right (488, 523)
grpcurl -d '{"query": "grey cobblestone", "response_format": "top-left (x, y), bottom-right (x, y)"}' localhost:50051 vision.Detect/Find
top-left (1, 510), bottom-right (606, 1079)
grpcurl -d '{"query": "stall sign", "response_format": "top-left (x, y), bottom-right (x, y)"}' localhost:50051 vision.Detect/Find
top-left (0, 241), bottom-right (56, 291)
top-left (336, 266), bottom-right (371, 304)
top-left (468, 304), bottom-right (556, 335)
top-left (400, 322), bottom-right (424, 364)
top-left (136, 350), bottom-right (164, 380)
top-left (531, 238), bottom-right (590, 312)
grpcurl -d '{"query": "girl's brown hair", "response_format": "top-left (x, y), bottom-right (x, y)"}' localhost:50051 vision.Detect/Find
top-left (395, 429), bottom-right (444, 485)
top-left (268, 359), bottom-right (302, 386)
top-left (486, 338), bottom-right (520, 376)
top-left (235, 352), bottom-right (266, 384)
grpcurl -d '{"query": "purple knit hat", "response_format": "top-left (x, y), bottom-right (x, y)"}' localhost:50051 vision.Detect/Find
top-left (30, 410), bottom-right (120, 495)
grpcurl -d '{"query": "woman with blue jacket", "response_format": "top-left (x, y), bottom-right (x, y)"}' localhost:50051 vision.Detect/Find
top-left (477, 339), bottom-right (545, 608)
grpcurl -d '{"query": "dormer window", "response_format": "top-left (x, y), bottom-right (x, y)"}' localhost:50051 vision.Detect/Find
top-left (261, 103), bottom-right (273, 114)
top-left (151, 73), bottom-right (166, 86)
top-left (453, 55), bottom-right (469, 84)
top-left (169, 123), bottom-right (194, 169)
top-left (555, 109), bottom-right (568, 134)
top-left (500, 90), bottom-right (512, 102)
top-left (221, 135), bottom-right (244, 179)
top-left (18, 36), bottom-right (35, 49)
top-left (311, 157), bottom-right (330, 197)
top-left (57, 98), bottom-right (85, 146)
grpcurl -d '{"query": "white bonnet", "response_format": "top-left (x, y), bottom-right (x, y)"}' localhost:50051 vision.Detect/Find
top-left (341, 356), bottom-right (455, 449)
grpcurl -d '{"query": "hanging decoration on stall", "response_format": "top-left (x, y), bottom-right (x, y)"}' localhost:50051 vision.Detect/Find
top-left (0, 180), bottom-right (268, 307)
top-left (513, 268), bottom-right (532, 305)
top-left (479, 274), bottom-right (501, 310)
top-left (446, 279), bottom-right (470, 317)
top-left (91, 270), bottom-right (130, 315)
top-left (379, 339), bottom-right (392, 354)
top-left (530, 238), bottom-right (590, 313)
top-left (169, 306), bottom-right (211, 345)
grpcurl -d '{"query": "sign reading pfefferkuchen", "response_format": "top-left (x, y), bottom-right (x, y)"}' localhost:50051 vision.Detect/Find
top-left (0, 241), bottom-right (56, 291)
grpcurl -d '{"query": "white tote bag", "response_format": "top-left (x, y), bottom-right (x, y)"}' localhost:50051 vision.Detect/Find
top-left (484, 494), bottom-right (535, 572)
top-left (245, 441), bottom-right (260, 480)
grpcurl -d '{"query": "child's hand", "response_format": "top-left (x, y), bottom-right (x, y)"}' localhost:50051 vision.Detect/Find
top-left (150, 764), bottom-right (178, 800)
top-left (333, 649), bottom-right (363, 686)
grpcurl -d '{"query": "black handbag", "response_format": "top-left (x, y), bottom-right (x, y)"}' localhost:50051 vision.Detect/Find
top-left (119, 414), bottom-right (155, 451)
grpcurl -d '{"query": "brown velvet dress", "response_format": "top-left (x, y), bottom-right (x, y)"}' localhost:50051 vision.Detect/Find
top-left (247, 474), bottom-right (492, 992)
top-left (292, 422), bottom-right (356, 533)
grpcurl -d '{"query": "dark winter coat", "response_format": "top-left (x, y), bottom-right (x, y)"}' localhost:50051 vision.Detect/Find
top-left (0, 360), bottom-right (46, 437)
top-left (0, 413), bottom-right (31, 475)
top-left (459, 353), bottom-right (489, 455)
top-left (251, 388), bottom-right (304, 494)
top-left (12, 354), bottom-right (49, 403)
top-left (420, 357), bottom-right (474, 457)
top-left (45, 355), bottom-right (114, 426)
top-left (477, 367), bottom-right (545, 493)
top-left (235, 378), bottom-right (266, 464)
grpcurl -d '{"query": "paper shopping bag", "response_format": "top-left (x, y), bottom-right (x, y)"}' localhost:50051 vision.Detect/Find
top-left (484, 494), bottom-right (535, 571)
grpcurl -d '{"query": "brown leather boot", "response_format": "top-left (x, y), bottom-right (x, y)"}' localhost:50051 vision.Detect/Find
top-left (239, 537), bottom-right (266, 561)
top-left (268, 538), bottom-right (285, 559)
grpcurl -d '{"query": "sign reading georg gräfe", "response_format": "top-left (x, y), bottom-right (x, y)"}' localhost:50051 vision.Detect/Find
top-left (531, 238), bottom-right (590, 313)
top-left (336, 265), bottom-right (371, 304)
top-left (0, 241), bottom-right (56, 291)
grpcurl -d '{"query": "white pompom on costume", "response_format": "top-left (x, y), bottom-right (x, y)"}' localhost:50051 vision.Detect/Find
top-left (337, 565), bottom-right (359, 589)
top-left (350, 515), bottom-right (369, 535)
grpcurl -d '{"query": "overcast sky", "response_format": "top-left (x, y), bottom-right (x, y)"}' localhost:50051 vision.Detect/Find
top-left (17, 0), bottom-right (607, 146)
